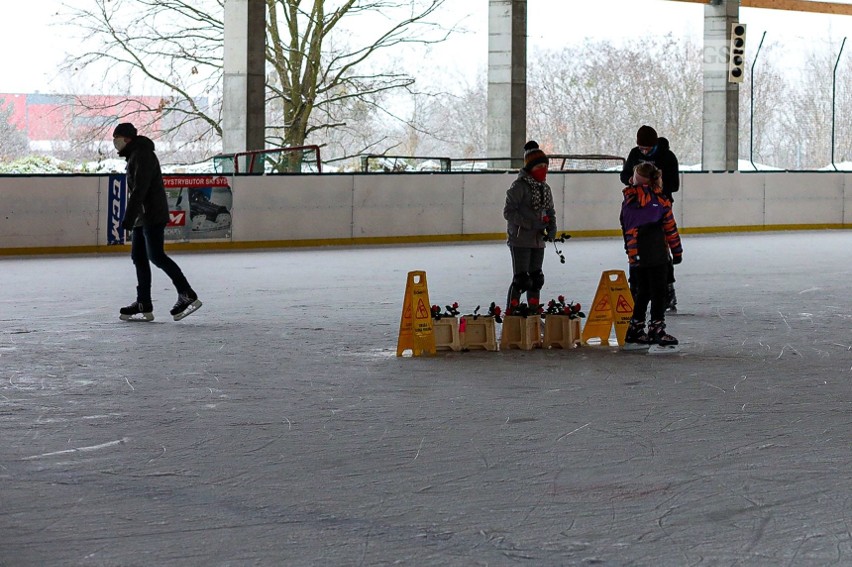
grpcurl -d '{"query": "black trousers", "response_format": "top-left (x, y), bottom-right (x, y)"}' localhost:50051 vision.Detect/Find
top-left (507, 246), bottom-right (545, 307)
top-left (130, 224), bottom-right (191, 302)
top-left (630, 263), bottom-right (668, 322)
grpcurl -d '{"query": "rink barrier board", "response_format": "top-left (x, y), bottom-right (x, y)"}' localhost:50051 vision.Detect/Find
top-left (1, 224), bottom-right (851, 257)
top-left (0, 171), bottom-right (850, 255)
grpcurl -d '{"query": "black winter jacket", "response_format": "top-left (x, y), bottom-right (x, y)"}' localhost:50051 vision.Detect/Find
top-left (619, 137), bottom-right (680, 200)
top-left (120, 136), bottom-right (170, 228)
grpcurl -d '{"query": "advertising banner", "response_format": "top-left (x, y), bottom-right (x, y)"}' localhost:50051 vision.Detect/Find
top-left (107, 174), bottom-right (127, 245)
top-left (106, 174), bottom-right (233, 244)
top-left (163, 176), bottom-right (233, 241)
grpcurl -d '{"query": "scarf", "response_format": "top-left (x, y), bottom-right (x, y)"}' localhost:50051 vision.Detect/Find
top-left (528, 177), bottom-right (554, 211)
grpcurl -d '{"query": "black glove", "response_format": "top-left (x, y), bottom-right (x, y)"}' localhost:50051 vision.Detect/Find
top-left (532, 219), bottom-right (548, 231)
top-left (121, 217), bottom-right (135, 231)
top-left (672, 255), bottom-right (683, 265)
top-left (544, 226), bottom-right (557, 241)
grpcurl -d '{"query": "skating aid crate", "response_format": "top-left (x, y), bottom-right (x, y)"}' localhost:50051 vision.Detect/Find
top-left (542, 316), bottom-right (582, 349)
top-left (500, 315), bottom-right (542, 350)
top-left (459, 316), bottom-right (498, 351)
top-left (432, 317), bottom-right (462, 351)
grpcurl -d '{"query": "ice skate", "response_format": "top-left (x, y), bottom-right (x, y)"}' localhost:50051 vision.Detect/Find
top-left (190, 190), bottom-right (229, 220)
top-left (119, 301), bottom-right (154, 322)
top-left (622, 318), bottom-right (650, 351)
top-left (665, 284), bottom-right (678, 313)
top-left (647, 319), bottom-right (680, 354)
top-left (189, 190), bottom-right (231, 232)
top-left (171, 290), bottom-right (202, 321)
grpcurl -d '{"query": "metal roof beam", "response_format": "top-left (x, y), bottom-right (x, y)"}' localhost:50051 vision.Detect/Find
top-left (668, 0), bottom-right (852, 16)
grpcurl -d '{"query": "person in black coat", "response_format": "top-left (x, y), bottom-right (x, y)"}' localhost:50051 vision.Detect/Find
top-left (114, 122), bottom-right (202, 322)
top-left (620, 125), bottom-right (680, 311)
top-left (620, 125), bottom-right (680, 201)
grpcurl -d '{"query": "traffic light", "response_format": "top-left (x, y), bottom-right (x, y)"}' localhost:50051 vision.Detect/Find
top-left (728, 23), bottom-right (747, 83)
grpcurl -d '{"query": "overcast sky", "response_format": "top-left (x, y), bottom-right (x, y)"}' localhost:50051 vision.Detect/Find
top-left (3, 0), bottom-right (852, 94)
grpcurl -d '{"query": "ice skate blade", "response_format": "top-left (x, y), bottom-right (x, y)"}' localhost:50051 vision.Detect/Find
top-left (648, 344), bottom-right (680, 355)
top-left (621, 343), bottom-right (650, 352)
top-left (120, 313), bottom-right (154, 322)
top-left (173, 299), bottom-right (202, 321)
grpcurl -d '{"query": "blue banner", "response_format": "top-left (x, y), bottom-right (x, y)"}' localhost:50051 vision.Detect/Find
top-left (108, 174), bottom-right (126, 245)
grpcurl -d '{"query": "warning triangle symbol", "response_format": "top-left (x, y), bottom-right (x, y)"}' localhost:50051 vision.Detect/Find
top-left (416, 299), bottom-right (430, 319)
top-left (615, 295), bottom-right (633, 314)
top-left (594, 295), bottom-right (610, 311)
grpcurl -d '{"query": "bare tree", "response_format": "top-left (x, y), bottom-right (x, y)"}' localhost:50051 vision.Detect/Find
top-left (401, 34), bottom-right (852, 173)
top-left (55, 2), bottom-right (852, 171)
top-left (771, 40), bottom-right (852, 169)
top-left (63, 0), bottom-right (225, 146)
top-left (62, 0), bottom-right (452, 167)
top-left (414, 71), bottom-right (488, 160)
top-left (0, 103), bottom-right (29, 161)
top-left (527, 37), bottom-right (703, 166)
top-left (773, 46), bottom-right (838, 169)
top-left (835, 52), bottom-right (852, 167)
top-left (738, 42), bottom-right (791, 169)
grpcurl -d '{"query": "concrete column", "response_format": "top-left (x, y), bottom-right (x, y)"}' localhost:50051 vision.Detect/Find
top-left (487, 0), bottom-right (527, 169)
top-left (223, 0), bottom-right (266, 163)
top-left (702, 0), bottom-right (740, 171)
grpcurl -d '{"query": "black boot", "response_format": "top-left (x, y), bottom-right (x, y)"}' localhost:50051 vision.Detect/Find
top-left (665, 284), bottom-right (677, 313)
top-left (170, 289), bottom-right (202, 321)
top-left (624, 318), bottom-right (650, 349)
top-left (648, 320), bottom-right (678, 346)
top-left (120, 300), bottom-right (154, 322)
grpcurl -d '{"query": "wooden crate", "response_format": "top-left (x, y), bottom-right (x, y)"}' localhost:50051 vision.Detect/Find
top-left (460, 316), bottom-right (498, 351)
top-left (543, 316), bottom-right (582, 349)
top-left (500, 315), bottom-right (542, 350)
top-left (433, 317), bottom-right (462, 351)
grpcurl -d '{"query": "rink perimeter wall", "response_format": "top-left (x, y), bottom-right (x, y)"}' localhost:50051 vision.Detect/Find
top-left (0, 171), bottom-right (850, 255)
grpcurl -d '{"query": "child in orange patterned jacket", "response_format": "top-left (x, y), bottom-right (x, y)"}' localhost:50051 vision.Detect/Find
top-left (619, 162), bottom-right (683, 348)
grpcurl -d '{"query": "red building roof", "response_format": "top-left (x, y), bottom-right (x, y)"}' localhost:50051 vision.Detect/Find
top-left (1, 93), bottom-right (167, 141)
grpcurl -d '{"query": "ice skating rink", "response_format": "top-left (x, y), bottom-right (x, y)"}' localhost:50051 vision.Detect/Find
top-left (2, 231), bottom-right (851, 566)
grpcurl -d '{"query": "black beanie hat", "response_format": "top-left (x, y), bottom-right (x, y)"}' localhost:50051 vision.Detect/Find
top-left (113, 122), bottom-right (138, 139)
top-left (523, 140), bottom-right (549, 170)
top-left (636, 125), bottom-right (658, 147)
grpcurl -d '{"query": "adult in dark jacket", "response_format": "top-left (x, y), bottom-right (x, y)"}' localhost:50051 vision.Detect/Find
top-left (620, 125), bottom-right (680, 200)
top-left (620, 125), bottom-right (680, 311)
top-left (114, 122), bottom-right (202, 322)
top-left (503, 141), bottom-right (557, 312)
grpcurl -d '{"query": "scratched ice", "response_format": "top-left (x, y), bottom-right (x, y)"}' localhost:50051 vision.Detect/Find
top-left (1, 231), bottom-right (851, 565)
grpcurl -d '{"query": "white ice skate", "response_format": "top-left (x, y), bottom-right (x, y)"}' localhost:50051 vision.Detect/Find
top-left (171, 291), bottom-right (202, 321)
top-left (648, 344), bottom-right (681, 355)
top-left (647, 320), bottom-right (680, 355)
top-left (119, 301), bottom-right (154, 322)
top-left (621, 319), bottom-right (651, 352)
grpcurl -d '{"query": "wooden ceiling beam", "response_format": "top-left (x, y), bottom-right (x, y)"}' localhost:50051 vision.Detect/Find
top-left (666, 0), bottom-right (852, 16)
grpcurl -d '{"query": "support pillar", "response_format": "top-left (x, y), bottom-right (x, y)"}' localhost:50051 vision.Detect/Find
top-left (487, 0), bottom-right (527, 169)
top-left (702, 0), bottom-right (740, 170)
top-left (223, 0), bottom-right (266, 162)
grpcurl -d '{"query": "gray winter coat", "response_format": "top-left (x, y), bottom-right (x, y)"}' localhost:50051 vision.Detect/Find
top-left (503, 170), bottom-right (556, 249)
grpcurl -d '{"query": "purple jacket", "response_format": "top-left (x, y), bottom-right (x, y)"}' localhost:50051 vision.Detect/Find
top-left (620, 185), bottom-right (682, 267)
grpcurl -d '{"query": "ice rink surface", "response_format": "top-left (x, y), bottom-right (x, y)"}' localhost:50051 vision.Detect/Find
top-left (1, 231), bottom-right (851, 566)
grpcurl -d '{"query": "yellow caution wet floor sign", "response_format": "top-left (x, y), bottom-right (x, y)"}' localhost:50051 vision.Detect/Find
top-left (396, 271), bottom-right (436, 357)
top-left (581, 270), bottom-right (635, 347)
